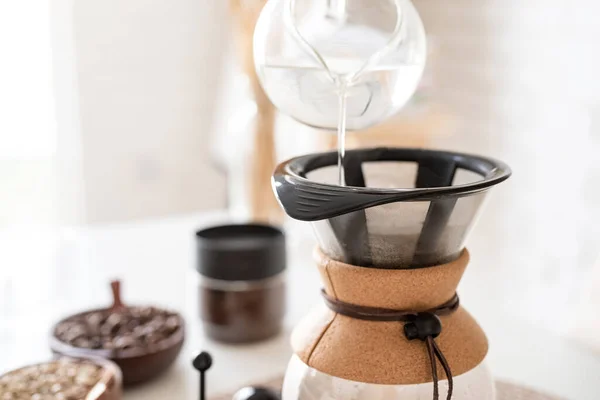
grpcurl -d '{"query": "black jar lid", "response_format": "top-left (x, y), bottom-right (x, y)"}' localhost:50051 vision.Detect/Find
top-left (195, 224), bottom-right (286, 281)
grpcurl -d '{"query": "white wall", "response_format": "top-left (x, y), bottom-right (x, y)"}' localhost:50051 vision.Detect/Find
top-left (54, 0), bottom-right (229, 223)
top-left (415, 0), bottom-right (600, 337)
top-left (0, 1), bottom-right (58, 225)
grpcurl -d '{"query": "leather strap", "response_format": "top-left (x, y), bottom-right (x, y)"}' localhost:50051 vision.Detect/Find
top-left (321, 290), bottom-right (459, 400)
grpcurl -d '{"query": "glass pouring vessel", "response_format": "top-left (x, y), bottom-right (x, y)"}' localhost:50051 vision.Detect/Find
top-left (253, 0), bottom-right (427, 131)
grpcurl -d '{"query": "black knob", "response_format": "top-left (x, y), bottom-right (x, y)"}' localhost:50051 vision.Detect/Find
top-left (193, 352), bottom-right (213, 372)
top-left (233, 386), bottom-right (281, 400)
top-left (404, 312), bottom-right (442, 341)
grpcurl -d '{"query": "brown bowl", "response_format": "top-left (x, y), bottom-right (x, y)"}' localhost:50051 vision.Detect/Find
top-left (0, 357), bottom-right (123, 400)
top-left (50, 307), bottom-right (185, 386)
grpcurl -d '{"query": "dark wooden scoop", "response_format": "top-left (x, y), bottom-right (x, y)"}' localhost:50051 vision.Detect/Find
top-left (109, 280), bottom-right (125, 312)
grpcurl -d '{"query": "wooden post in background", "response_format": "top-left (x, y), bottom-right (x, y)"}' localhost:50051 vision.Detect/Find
top-left (229, 0), bottom-right (283, 225)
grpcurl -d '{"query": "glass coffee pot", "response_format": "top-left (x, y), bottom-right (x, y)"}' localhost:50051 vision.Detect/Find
top-left (273, 148), bottom-right (511, 400)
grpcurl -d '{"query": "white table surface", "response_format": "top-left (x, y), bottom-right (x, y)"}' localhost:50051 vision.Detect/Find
top-left (1, 212), bottom-right (599, 400)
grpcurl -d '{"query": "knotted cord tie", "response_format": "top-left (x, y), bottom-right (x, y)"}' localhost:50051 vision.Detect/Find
top-left (321, 290), bottom-right (460, 400)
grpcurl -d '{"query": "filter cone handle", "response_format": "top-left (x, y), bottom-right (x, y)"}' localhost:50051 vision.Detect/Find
top-left (273, 174), bottom-right (433, 221)
top-left (273, 147), bottom-right (511, 222)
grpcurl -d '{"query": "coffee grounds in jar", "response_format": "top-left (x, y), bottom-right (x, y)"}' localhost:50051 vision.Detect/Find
top-left (54, 307), bottom-right (181, 352)
top-left (0, 359), bottom-right (104, 400)
top-left (200, 280), bottom-right (285, 343)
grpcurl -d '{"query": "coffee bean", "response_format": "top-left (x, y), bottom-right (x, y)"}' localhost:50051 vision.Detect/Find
top-left (144, 332), bottom-right (163, 345)
top-left (100, 313), bottom-right (123, 336)
top-left (0, 360), bottom-right (104, 400)
top-left (122, 318), bottom-right (139, 333)
top-left (54, 322), bottom-right (75, 337)
top-left (72, 338), bottom-right (91, 349)
top-left (140, 324), bottom-right (155, 336)
top-left (132, 325), bottom-right (146, 338)
top-left (62, 386), bottom-right (88, 399)
top-left (113, 335), bottom-right (136, 350)
top-left (55, 307), bottom-right (181, 353)
top-left (63, 325), bottom-right (87, 344)
top-left (51, 383), bottom-right (63, 393)
top-left (85, 312), bottom-right (105, 330)
top-left (87, 336), bottom-right (102, 349)
top-left (165, 316), bottom-right (180, 333)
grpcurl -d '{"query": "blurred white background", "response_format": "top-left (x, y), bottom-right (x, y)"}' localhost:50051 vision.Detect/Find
top-left (1, 0), bottom-right (230, 225)
top-left (1, 0), bottom-right (600, 372)
top-left (2, 1), bottom-right (598, 223)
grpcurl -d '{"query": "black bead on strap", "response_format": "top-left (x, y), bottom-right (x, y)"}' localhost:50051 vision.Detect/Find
top-left (404, 313), bottom-right (453, 400)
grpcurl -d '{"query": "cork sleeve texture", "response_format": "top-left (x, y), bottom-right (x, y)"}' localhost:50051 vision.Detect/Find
top-left (294, 248), bottom-right (488, 385)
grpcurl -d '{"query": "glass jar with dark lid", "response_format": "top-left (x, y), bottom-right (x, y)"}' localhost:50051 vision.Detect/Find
top-left (195, 224), bottom-right (286, 343)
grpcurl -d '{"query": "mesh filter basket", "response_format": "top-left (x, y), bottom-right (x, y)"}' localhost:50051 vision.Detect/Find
top-left (273, 147), bottom-right (511, 268)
